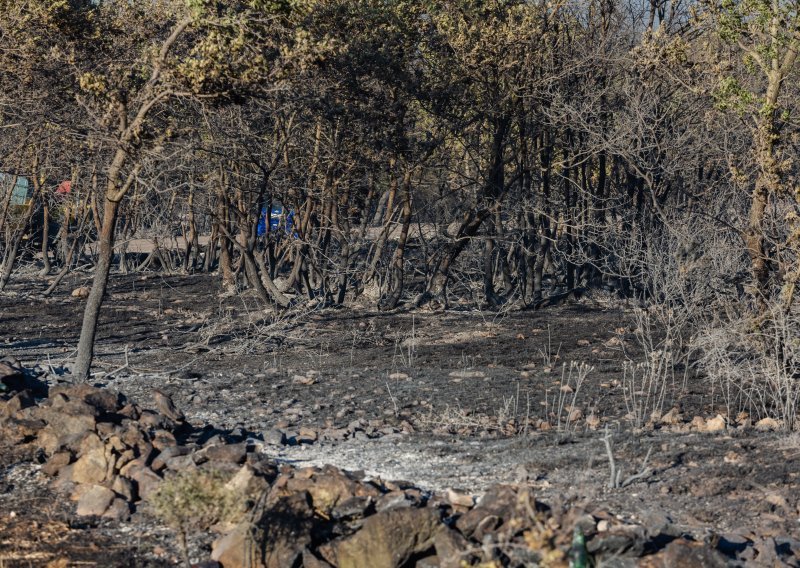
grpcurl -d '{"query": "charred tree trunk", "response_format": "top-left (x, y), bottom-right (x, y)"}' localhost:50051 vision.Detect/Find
top-left (73, 199), bottom-right (120, 380)
top-left (382, 169), bottom-right (413, 310)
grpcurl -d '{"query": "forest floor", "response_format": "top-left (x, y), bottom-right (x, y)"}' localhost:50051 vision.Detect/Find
top-left (1, 271), bottom-right (799, 566)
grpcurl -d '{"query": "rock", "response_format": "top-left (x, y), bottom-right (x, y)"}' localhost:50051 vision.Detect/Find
top-left (71, 286), bottom-right (90, 298)
top-left (105, 474), bottom-right (133, 501)
top-left (263, 429), bottom-right (287, 446)
top-left (331, 507), bottom-right (441, 568)
top-left (0, 361), bottom-right (46, 395)
top-left (125, 463), bottom-right (162, 500)
top-left (151, 429), bottom-right (177, 451)
top-left (76, 484), bottom-right (115, 516)
top-left (414, 556), bottom-right (439, 568)
top-left (224, 464), bottom-right (269, 497)
top-left (434, 527), bottom-right (471, 568)
top-left (284, 467), bottom-right (379, 515)
top-left (42, 451), bottom-right (72, 477)
top-left (35, 412), bottom-right (96, 455)
top-left (139, 410), bottom-right (176, 431)
top-left (296, 427), bottom-right (318, 444)
top-left (705, 415), bottom-right (726, 432)
top-left (2, 416), bottom-right (45, 445)
top-left (204, 443), bottom-right (247, 464)
top-left (213, 492), bottom-right (315, 568)
top-left (302, 549), bottom-right (334, 568)
top-left (443, 488), bottom-right (474, 508)
top-left (456, 485), bottom-right (539, 538)
top-left (103, 498), bottom-right (131, 521)
top-left (151, 445), bottom-right (192, 472)
top-left (0, 390), bottom-right (35, 421)
top-left (50, 384), bottom-right (122, 414)
top-left (331, 496), bottom-right (374, 521)
top-left (212, 523), bottom-right (263, 568)
top-left (447, 370), bottom-right (485, 379)
top-left (640, 538), bottom-right (728, 567)
top-left (165, 454), bottom-right (196, 471)
top-left (0, 360), bottom-right (23, 382)
top-left (376, 491), bottom-right (413, 512)
top-left (152, 389), bottom-right (185, 422)
top-left (118, 403), bottom-right (141, 420)
top-left (71, 445), bottom-right (110, 485)
top-left (320, 428), bottom-right (348, 442)
top-left (755, 417), bottom-right (781, 431)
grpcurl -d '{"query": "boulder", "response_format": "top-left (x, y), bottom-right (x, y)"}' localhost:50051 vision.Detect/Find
top-left (76, 484), bottom-right (115, 516)
top-left (152, 389), bottom-right (185, 422)
top-left (0, 390), bottom-right (35, 421)
top-left (103, 498), bottom-right (131, 521)
top-left (456, 485), bottom-right (535, 538)
top-left (125, 463), bottom-right (162, 500)
top-left (434, 528), bottom-right (471, 568)
top-left (111, 475), bottom-right (136, 502)
top-left (50, 384), bottom-right (122, 414)
top-left (212, 492), bottom-right (315, 568)
top-left (203, 443), bottom-right (247, 465)
top-left (42, 451), bottom-right (72, 477)
top-left (151, 445), bottom-right (192, 472)
top-left (71, 443), bottom-right (110, 485)
top-left (331, 507), bottom-right (441, 568)
top-left (2, 417), bottom-right (46, 445)
top-left (639, 538), bottom-right (728, 568)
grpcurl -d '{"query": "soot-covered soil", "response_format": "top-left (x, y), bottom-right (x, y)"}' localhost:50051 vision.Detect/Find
top-left (1, 271), bottom-right (799, 566)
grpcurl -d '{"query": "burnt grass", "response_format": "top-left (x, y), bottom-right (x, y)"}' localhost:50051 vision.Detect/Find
top-left (2, 271), bottom-right (800, 566)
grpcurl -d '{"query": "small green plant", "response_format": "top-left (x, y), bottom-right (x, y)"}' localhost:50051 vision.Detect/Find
top-left (149, 468), bottom-right (246, 567)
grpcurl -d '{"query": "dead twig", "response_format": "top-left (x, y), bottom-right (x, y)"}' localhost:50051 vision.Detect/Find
top-left (603, 426), bottom-right (653, 489)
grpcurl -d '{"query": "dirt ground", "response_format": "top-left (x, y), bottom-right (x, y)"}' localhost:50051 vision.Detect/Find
top-left (1, 271), bottom-right (799, 566)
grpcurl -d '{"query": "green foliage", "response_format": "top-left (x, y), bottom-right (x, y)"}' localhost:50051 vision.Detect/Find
top-left (713, 76), bottom-right (755, 114)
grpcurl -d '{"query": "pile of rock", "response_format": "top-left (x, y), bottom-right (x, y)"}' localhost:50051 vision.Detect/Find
top-left (0, 360), bottom-right (774, 567)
